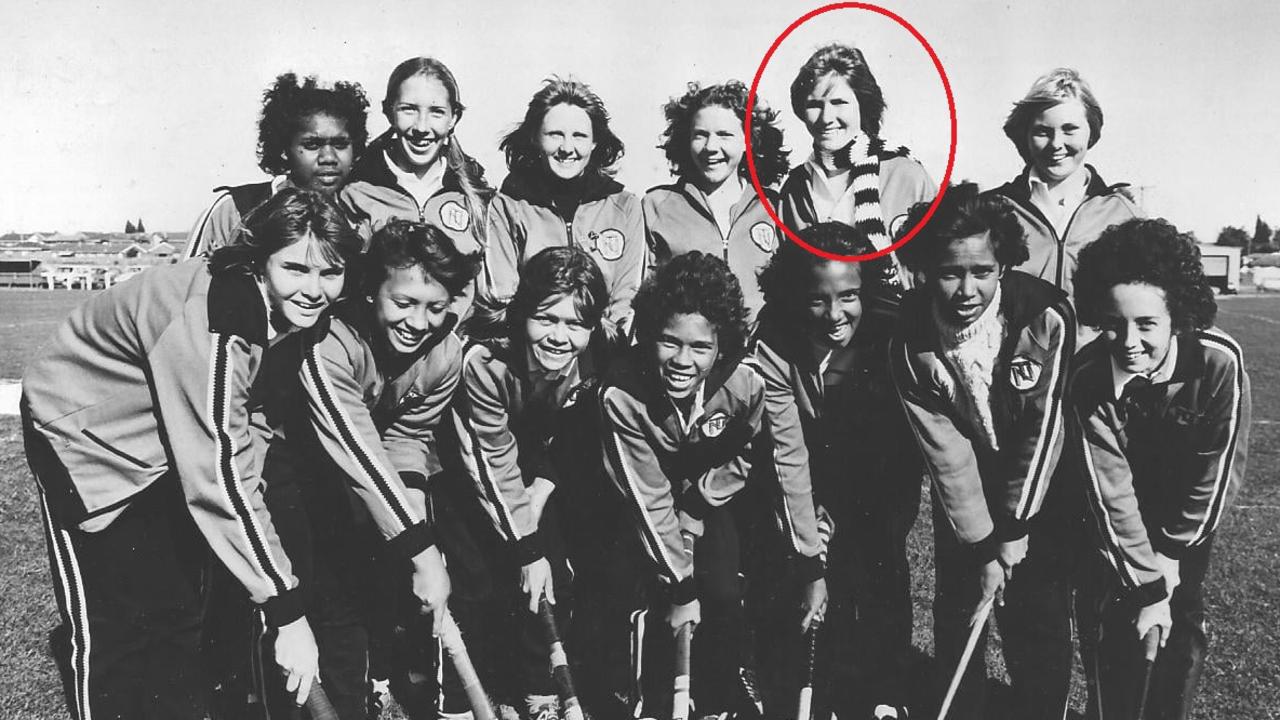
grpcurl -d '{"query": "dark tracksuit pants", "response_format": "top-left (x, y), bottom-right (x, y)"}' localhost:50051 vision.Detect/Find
top-left (26, 414), bottom-right (210, 720)
top-left (203, 452), bottom-right (376, 720)
top-left (1080, 538), bottom-right (1214, 720)
top-left (930, 482), bottom-right (1076, 720)
top-left (589, 502), bottom-right (746, 720)
top-left (743, 461), bottom-right (921, 718)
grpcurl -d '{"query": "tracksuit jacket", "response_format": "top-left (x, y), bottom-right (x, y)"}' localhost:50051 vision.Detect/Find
top-left (23, 259), bottom-right (307, 624)
top-left (985, 165), bottom-right (1142, 295)
top-left (481, 169), bottom-right (645, 329)
top-left (1073, 329), bottom-right (1250, 605)
top-left (890, 271), bottom-right (1075, 560)
top-left (599, 348), bottom-right (823, 603)
top-left (778, 154), bottom-right (936, 239)
top-left (287, 308), bottom-right (462, 550)
top-left (450, 336), bottom-right (602, 565)
top-left (642, 181), bottom-right (781, 329)
top-left (183, 178), bottom-right (281, 259)
top-left (338, 131), bottom-right (489, 255)
top-left (752, 304), bottom-right (917, 511)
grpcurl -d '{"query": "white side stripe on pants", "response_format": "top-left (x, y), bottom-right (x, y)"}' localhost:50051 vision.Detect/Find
top-left (35, 484), bottom-right (93, 720)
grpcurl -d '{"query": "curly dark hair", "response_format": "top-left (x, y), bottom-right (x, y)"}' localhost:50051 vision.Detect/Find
top-left (209, 187), bottom-right (362, 278)
top-left (501, 77), bottom-right (625, 177)
top-left (257, 72), bottom-right (370, 176)
top-left (360, 219), bottom-right (481, 300)
top-left (508, 246), bottom-right (609, 336)
top-left (758, 222), bottom-right (894, 311)
top-left (658, 80), bottom-right (789, 187)
top-left (895, 182), bottom-right (1029, 273)
top-left (633, 251), bottom-right (748, 360)
top-left (1075, 218), bottom-right (1216, 335)
top-left (790, 43), bottom-right (886, 138)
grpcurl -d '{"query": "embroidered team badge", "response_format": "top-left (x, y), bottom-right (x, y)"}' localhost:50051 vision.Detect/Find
top-left (439, 201), bottom-right (471, 232)
top-left (1009, 355), bottom-right (1043, 391)
top-left (888, 212), bottom-right (909, 239)
top-left (750, 222), bottom-right (777, 253)
top-left (591, 229), bottom-right (626, 261)
top-left (701, 410), bottom-right (730, 438)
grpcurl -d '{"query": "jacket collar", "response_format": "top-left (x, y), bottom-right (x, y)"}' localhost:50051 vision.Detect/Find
top-left (499, 166), bottom-right (623, 209)
top-left (899, 270), bottom-right (1065, 353)
top-left (351, 130), bottom-right (464, 195)
top-left (994, 164), bottom-right (1126, 207)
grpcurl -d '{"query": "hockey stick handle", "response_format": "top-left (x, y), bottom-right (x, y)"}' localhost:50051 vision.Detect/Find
top-left (302, 682), bottom-right (341, 720)
top-left (797, 617), bottom-right (822, 720)
top-left (539, 600), bottom-right (584, 720)
top-left (672, 622), bottom-right (694, 720)
top-left (937, 597), bottom-right (994, 720)
top-left (440, 609), bottom-right (498, 720)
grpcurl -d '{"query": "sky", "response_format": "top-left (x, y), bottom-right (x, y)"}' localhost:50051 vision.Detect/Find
top-left (2, 0), bottom-right (1278, 244)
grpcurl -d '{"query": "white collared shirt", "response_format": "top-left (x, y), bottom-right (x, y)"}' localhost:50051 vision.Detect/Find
top-left (1028, 165), bottom-right (1090, 239)
top-left (1111, 335), bottom-right (1179, 399)
top-left (804, 155), bottom-right (857, 227)
top-left (674, 381), bottom-right (707, 435)
top-left (384, 151), bottom-right (445, 211)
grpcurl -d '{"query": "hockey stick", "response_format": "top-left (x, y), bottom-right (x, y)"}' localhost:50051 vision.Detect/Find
top-left (302, 682), bottom-right (341, 720)
top-left (937, 596), bottom-right (994, 720)
top-left (539, 599), bottom-right (585, 720)
top-left (439, 609), bottom-right (498, 720)
top-left (796, 616), bottom-right (823, 720)
top-left (1135, 626), bottom-right (1162, 719)
top-left (672, 622), bottom-right (694, 720)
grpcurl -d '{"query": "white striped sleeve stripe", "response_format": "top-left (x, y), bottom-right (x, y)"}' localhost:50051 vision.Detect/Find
top-left (1015, 307), bottom-right (1069, 519)
top-left (35, 485), bottom-right (93, 720)
top-left (184, 192), bottom-right (232, 259)
top-left (302, 349), bottom-right (417, 531)
top-left (1077, 407), bottom-right (1142, 589)
top-left (451, 407), bottom-right (523, 543)
top-left (603, 387), bottom-right (683, 582)
top-left (741, 361), bottom-right (804, 554)
top-left (1189, 331), bottom-right (1246, 546)
top-left (210, 334), bottom-right (290, 594)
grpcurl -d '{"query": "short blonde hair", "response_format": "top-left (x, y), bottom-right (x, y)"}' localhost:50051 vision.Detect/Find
top-left (1002, 68), bottom-right (1103, 164)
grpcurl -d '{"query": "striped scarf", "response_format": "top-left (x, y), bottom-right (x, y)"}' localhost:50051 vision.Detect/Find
top-left (812, 132), bottom-right (912, 252)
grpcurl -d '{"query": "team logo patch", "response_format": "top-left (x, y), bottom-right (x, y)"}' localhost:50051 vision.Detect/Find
top-left (750, 222), bottom-right (777, 252)
top-left (591, 228), bottom-right (626, 261)
top-left (439, 201), bottom-right (471, 232)
top-left (700, 410), bottom-right (730, 438)
top-left (1009, 355), bottom-right (1042, 391)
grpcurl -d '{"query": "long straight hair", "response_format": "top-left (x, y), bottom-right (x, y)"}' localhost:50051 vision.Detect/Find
top-left (383, 57), bottom-right (492, 244)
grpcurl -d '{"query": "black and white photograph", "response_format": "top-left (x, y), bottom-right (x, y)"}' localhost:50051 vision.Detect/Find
top-left (1, 1), bottom-right (1277, 718)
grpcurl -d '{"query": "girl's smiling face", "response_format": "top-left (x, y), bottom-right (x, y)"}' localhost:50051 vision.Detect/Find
top-left (387, 74), bottom-right (457, 175)
top-left (803, 260), bottom-right (864, 348)
top-left (524, 293), bottom-right (592, 374)
top-left (372, 264), bottom-right (452, 354)
top-left (262, 234), bottom-right (346, 331)
top-left (1025, 98), bottom-right (1091, 185)
top-left (539, 103), bottom-right (596, 180)
top-left (1098, 282), bottom-right (1173, 376)
top-left (653, 312), bottom-right (719, 400)
top-left (802, 73), bottom-right (862, 152)
top-left (688, 104), bottom-right (744, 191)
top-left (930, 233), bottom-right (1003, 327)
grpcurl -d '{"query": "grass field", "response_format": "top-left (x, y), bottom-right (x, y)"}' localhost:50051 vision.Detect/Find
top-left (1, 289), bottom-right (1277, 718)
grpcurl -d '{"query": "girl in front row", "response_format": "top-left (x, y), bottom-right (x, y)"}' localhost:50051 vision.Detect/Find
top-left (752, 222), bottom-right (920, 719)
top-left (254, 218), bottom-right (478, 719)
top-left (599, 252), bottom-right (827, 720)
top-left (1072, 219), bottom-right (1249, 720)
top-left (449, 246), bottom-right (613, 720)
top-left (23, 189), bottom-right (369, 719)
top-left (480, 77), bottom-right (645, 338)
top-left (644, 80), bottom-right (789, 330)
top-left (890, 183), bottom-right (1076, 719)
